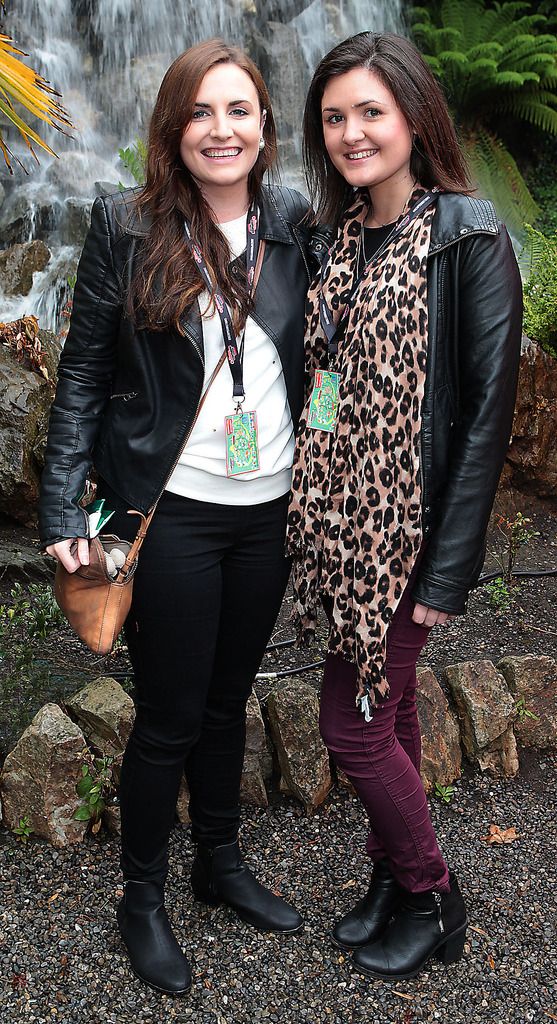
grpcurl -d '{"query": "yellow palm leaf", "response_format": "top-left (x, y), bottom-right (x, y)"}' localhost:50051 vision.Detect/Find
top-left (0, 31), bottom-right (74, 172)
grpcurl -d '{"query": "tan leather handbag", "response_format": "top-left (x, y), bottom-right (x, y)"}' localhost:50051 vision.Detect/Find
top-left (54, 517), bottom-right (151, 655)
top-left (53, 241), bottom-right (266, 655)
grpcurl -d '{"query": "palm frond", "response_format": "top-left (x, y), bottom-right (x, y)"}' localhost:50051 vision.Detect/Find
top-left (0, 31), bottom-right (74, 172)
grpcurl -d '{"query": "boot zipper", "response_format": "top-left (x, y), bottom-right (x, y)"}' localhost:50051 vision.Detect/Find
top-left (433, 891), bottom-right (444, 933)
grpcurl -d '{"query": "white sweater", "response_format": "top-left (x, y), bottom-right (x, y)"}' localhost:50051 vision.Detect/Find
top-left (165, 214), bottom-right (295, 505)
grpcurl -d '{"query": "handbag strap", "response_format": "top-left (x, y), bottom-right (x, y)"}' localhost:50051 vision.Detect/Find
top-left (120, 238), bottom-right (267, 573)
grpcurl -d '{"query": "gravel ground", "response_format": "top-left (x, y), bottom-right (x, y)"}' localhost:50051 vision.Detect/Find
top-left (1, 753), bottom-right (556, 1024)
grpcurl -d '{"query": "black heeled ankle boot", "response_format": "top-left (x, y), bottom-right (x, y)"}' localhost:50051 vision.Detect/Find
top-left (352, 870), bottom-right (468, 981)
top-left (191, 840), bottom-right (303, 934)
top-left (117, 880), bottom-right (191, 995)
top-left (332, 859), bottom-right (400, 950)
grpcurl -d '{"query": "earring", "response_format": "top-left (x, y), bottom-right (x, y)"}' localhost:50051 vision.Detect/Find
top-left (258, 137), bottom-right (265, 151)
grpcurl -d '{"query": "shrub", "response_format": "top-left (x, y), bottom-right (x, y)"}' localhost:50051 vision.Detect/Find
top-left (522, 224), bottom-right (557, 356)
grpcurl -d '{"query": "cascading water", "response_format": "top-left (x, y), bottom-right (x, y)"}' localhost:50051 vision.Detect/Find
top-left (0, 0), bottom-right (404, 329)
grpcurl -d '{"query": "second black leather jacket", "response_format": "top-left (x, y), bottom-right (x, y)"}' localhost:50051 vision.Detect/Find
top-left (400, 193), bottom-right (522, 613)
top-left (39, 183), bottom-right (314, 546)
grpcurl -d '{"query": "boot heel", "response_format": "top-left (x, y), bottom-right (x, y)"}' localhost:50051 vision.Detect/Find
top-left (437, 926), bottom-right (467, 965)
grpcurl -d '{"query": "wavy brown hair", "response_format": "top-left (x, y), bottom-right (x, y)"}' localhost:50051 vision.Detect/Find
top-left (128, 39), bottom-right (277, 333)
top-left (303, 32), bottom-right (471, 229)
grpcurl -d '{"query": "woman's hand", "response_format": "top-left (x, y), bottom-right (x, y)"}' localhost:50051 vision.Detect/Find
top-left (46, 538), bottom-right (90, 573)
top-left (412, 602), bottom-right (454, 628)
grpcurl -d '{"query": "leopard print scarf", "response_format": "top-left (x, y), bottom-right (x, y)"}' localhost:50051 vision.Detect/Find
top-left (287, 187), bottom-right (435, 712)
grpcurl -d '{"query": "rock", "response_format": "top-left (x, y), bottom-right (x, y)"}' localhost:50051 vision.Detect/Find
top-left (498, 655), bottom-right (557, 749)
top-left (506, 337), bottom-right (557, 498)
top-left (0, 193), bottom-right (34, 246)
top-left (64, 677), bottom-right (135, 766)
top-left (0, 191), bottom-right (58, 247)
top-left (416, 666), bottom-right (462, 793)
top-left (0, 536), bottom-right (52, 580)
top-left (0, 342), bottom-right (54, 526)
top-left (241, 693), bottom-right (268, 806)
top-left (38, 329), bottom-right (62, 385)
top-left (0, 703), bottom-right (88, 848)
top-left (240, 756), bottom-right (269, 806)
top-left (253, 21), bottom-right (306, 161)
top-left (175, 775), bottom-right (190, 825)
top-left (443, 660), bottom-right (518, 777)
top-left (46, 152), bottom-right (109, 197)
top-left (267, 680), bottom-right (332, 812)
top-left (95, 180), bottom-right (121, 197)
top-left (0, 240), bottom-right (51, 296)
top-left (60, 197), bottom-right (93, 246)
top-left (103, 800), bottom-right (121, 835)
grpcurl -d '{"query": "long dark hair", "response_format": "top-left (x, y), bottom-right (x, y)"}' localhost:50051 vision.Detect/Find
top-left (303, 32), bottom-right (471, 228)
top-left (129, 39), bottom-right (277, 334)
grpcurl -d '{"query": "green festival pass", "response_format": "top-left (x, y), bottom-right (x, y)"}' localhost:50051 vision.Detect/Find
top-left (225, 410), bottom-right (261, 477)
top-left (308, 369), bottom-right (340, 432)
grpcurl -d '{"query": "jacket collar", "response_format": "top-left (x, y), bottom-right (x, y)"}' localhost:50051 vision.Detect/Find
top-left (429, 192), bottom-right (499, 254)
top-left (117, 184), bottom-right (293, 245)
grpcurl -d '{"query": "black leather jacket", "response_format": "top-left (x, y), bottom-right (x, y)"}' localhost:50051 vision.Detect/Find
top-left (39, 183), bottom-right (314, 546)
top-left (403, 193), bottom-right (522, 613)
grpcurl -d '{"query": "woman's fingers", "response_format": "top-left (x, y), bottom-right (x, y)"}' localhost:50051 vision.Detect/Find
top-left (412, 602), bottom-right (453, 628)
top-left (45, 538), bottom-right (89, 573)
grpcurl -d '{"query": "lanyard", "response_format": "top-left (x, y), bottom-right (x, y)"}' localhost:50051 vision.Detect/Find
top-left (184, 202), bottom-right (260, 406)
top-left (319, 189), bottom-right (439, 359)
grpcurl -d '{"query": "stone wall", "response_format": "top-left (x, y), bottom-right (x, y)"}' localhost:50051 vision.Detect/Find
top-left (1, 654), bottom-right (555, 847)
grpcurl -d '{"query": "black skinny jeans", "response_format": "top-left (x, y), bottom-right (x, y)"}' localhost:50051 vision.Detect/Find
top-left (99, 483), bottom-right (290, 883)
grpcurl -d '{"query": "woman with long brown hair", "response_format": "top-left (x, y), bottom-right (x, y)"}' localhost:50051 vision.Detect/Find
top-left (39, 39), bottom-right (313, 995)
top-left (287, 31), bottom-right (522, 981)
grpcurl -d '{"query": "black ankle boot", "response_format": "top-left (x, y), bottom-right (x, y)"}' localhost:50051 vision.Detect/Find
top-left (191, 840), bottom-right (303, 934)
top-left (352, 870), bottom-right (468, 980)
top-left (332, 859), bottom-right (400, 950)
top-left (117, 880), bottom-right (191, 995)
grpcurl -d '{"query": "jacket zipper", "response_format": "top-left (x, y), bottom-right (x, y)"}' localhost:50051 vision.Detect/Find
top-left (428, 227), bottom-right (497, 259)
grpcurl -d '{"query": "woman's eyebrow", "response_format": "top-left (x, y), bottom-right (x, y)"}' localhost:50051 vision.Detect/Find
top-left (322, 98), bottom-right (384, 113)
top-left (193, 99), bottom-right (253, 108)
top-left (352, 98), bottom-right (383, 108)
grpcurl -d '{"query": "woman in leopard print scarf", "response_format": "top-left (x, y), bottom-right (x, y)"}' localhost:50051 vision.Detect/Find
top-left (287, 32), bottom-right (522, 982)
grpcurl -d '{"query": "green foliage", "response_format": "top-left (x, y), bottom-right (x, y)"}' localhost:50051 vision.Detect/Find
top-left (514, 696), bottom-right (539, 721)
top-left (410, 0), bottom-right (557, 235)
top-left (485, 575), bottom-right (516, 611)
top-left (521, 224), bottom-right (557, 354)
top-left (485, 509), bottom-right (541, 611)
top-left (0, 582), bottom-right (64, 641)
top-left (525, 135), bottom-right (557, 234)
top-left (118, 139), bottom-right (147, 187)
top-left (12, 815), bottom-right (34, 844)
top-left (74, 756), bottom-right (115, 834)
top-left (493, 511), bottom-right (540, 581)
top-left (433, 782), bottom-right (455, 803)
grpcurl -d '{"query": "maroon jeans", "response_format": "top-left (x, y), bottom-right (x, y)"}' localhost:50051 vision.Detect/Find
top-left (319, 564), bottom-right (450, 894)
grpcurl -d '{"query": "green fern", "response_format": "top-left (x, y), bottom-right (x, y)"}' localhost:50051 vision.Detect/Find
top-left (465, 129), bottom-right (539, 236)
top-left (521, 224), bottom-right (557, 355)
top-left (410, 0), bottom-right (557, 235)
top-left (118, 139), bottom-right (147, 186)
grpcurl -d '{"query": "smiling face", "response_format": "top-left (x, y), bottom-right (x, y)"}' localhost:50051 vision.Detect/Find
top-left (321, 67), bottom-right (413, 193)
top-left (179, 62), bottom-right (265, 200)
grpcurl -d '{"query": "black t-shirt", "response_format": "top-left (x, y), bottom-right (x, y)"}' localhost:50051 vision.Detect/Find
top-left (357, 222), bottom-right (396, 276)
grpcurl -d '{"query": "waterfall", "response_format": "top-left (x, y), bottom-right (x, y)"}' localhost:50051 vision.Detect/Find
top-left (0, 0), bottom-right (404, 328)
